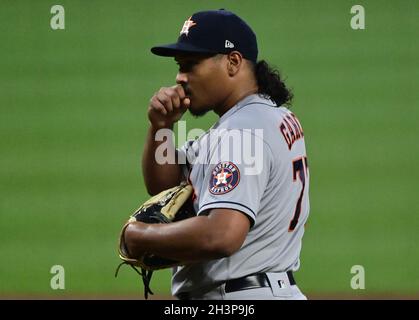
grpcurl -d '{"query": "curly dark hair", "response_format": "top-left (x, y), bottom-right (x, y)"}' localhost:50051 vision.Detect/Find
top-left (254, 60), bottom-right (293, 107)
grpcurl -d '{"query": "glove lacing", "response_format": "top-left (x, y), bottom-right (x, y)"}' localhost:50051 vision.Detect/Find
top-left (115, 262), bottom-right (154, 299)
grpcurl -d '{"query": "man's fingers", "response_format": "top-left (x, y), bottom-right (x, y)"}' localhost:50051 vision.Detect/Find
top-left (150, 96), bottom-right (168, 115)
top-left (157, 86), bottom-right (187, 112)
top-left (149, 86), bottom-right (188, 126)
top-left (171, 86), bottom-right (189, 110)
top-left (173, 85), bottom-right (186, 101)
top-left (182, 97), bottom-right (190, 109)
top-left (168, 89), bottom-right (181, 110)
top-left (156, 92), bottom-right (173, 113)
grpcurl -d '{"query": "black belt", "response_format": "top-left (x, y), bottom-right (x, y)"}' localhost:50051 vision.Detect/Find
top-left (177, 272), bottom-right (296, 299)
top-left (224, 271), bottom-right (296, 293)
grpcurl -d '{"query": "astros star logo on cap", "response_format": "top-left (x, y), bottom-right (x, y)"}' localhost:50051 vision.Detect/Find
top-left (180, 17), bottom-right (196, 36)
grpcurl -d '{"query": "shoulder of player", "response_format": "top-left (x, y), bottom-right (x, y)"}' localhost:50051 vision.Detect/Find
top-left (210, 124), bottom-right (275, 162)
top-left (221, 104), bottom-right (275, 128)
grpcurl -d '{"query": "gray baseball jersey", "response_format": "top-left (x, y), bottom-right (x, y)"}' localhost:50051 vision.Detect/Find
top-left (173, 94), bottom-right (310, 296)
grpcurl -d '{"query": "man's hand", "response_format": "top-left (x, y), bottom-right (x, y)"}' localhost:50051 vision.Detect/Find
top-left (148, 85), bottom-right (191, 129)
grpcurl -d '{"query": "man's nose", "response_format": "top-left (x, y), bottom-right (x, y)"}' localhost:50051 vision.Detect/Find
top-left (176, 72), bottom-right (187, 85)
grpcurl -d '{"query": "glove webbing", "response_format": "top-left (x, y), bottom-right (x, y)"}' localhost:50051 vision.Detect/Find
top-left (115, 262), bottom-right (154, 299)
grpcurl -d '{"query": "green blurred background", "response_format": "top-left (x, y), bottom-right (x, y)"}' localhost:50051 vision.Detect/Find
top-left (0, 0), bottom-right (418, 299)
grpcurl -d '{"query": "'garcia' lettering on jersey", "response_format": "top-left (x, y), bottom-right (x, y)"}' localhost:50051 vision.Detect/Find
top-left (279, 113), bottom-right (304, 150)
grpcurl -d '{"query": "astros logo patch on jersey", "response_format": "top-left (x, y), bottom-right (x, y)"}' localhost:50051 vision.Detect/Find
top-left (209, 161), bottom-right (240, 195)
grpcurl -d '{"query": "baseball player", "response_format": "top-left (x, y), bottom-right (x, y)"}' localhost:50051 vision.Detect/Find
top-left (124, 9), bottom-right (310, 300)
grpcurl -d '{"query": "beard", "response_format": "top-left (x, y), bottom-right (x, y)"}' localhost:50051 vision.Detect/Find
top-left (183, 86), bottom-right (212, 117)
top-left (188, 105), bottom-right (211, 117)
top-left (187, 97), bottom-right (212, 117)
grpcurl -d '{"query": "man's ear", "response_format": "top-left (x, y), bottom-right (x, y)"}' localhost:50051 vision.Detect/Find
top-left (226, 51), bottom-right (243, 76)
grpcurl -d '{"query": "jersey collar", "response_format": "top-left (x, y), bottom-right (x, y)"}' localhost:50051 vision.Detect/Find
top-left (215, 94), bottom-right (276, 126)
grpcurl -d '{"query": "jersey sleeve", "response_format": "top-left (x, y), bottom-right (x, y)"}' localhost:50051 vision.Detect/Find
top-left (197, 130), bottom-right (272, 227)
top-left (176, 139), bottom-right (195, 180)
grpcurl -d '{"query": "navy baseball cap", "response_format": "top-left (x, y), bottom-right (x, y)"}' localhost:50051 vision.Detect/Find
top-left (151, 9), bottom-right (258, 63)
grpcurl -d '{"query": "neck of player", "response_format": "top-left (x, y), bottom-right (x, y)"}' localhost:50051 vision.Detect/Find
top-left (214, 80), bottom-right (258, 117)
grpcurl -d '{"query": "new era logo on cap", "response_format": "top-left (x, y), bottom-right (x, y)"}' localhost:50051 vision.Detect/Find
top-left (225, 40), bottom-right (235, 48)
